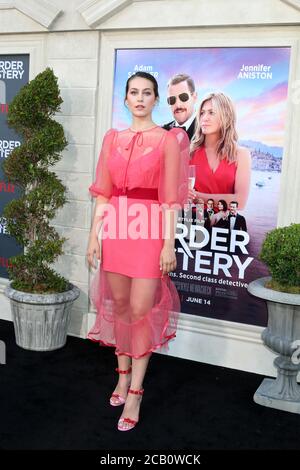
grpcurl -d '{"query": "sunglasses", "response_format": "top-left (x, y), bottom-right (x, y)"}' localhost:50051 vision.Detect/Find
top-left (167, 92), bottom-right (190, 106)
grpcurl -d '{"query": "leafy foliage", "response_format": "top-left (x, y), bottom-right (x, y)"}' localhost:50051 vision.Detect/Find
top-left (260, 223), bottom-right (300, 294)
top-left (2, 68), bottom-right (69, 293)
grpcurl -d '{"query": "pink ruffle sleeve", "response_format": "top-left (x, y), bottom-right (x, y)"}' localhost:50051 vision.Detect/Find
top-left (158, 128), bottom-right (190, 208)
top-left (89, 129), bottom-right (117, 198)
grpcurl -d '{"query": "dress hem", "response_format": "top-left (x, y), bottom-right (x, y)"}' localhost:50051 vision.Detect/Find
top-left (87, 332), bottom-right (176, 359)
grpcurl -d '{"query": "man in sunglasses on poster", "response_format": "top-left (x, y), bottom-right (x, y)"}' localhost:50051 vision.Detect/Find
top-left (163, 74), bottom-right (200, 247)
top-left (162, 73), bottom-right (198, 141)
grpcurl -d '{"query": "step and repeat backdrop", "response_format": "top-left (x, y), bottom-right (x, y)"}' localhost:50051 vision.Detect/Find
top-left (112, 47), bottom-right (291, 327)
top-left (0, 54), bottom-right (29, 278)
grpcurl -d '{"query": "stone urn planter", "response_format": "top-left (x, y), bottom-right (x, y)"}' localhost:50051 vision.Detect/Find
top-left (5, 283), bottom-right (80, 351)
top-left (248, 276), bottom-right (300, 414)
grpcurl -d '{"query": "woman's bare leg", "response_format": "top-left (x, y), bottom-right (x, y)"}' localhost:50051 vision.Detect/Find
top-left (106, 272), bottom-right (132, 404)
top-left (118, 278), bottom-right (158, 429)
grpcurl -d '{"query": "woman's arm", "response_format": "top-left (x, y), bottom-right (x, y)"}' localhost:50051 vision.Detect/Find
top-left (233, 147), bottom-right (251, 209)
top-left (210, 213), bottom-right (218, 226)
top-left (160, 207), bottom-right (178, 275)
top-left (86, 129), bottom-right (116, 268)
top-left (190, 147), bottom-right (251, 210)
top-left (210, 211), bottom-right (223, 226)
top-left (86, 195), bottom-right (109, 269)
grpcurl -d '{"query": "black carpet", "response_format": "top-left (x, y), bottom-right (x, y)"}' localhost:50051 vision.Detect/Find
top-left (0, 318), bottom-right (299, 451)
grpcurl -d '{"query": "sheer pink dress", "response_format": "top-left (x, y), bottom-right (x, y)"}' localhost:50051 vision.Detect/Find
top-left (87, 126), bottom-right (189, 358)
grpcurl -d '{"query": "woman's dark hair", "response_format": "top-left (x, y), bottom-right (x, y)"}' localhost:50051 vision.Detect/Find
top-left (124, 72), bottom-right (159, 102)
top-left (218, 199), bottom-right (228, 211)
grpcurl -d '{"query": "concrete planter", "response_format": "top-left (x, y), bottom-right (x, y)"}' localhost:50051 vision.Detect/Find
top-left (5, 282), bottom-right (80, 351)
top-left (248, 276), bottom-right (300, 414)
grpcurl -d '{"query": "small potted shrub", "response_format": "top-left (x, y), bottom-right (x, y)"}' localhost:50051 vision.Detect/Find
top-left (248, 223), bottom-right (300, 414)
top-left (2, 67), bottom-right (80, 351)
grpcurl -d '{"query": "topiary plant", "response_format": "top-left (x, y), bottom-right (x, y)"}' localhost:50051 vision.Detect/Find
top-left (1, 67), bottom-right (69, 293)
top-left (260, 223), bottom-right (300, 294)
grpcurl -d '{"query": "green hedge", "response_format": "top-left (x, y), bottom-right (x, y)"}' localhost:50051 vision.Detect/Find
top-left (260, 223), bottom-right (300, 294)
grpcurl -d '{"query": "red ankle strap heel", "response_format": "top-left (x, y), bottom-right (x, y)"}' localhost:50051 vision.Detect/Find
top-left (115, 366), bottom-right (132, 375)
top-left (117, 388), bottom-right (144, 431)
top-left (109, 367), bottom-right (132, 407)
top-left (128, 388), bottom-right (144, 396)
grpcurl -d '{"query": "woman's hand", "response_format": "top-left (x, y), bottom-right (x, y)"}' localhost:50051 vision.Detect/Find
top-left (86, 236), bottom-right (101, 269)
top-left (188, 189), bottom-right (204, 204)
top-left (159, 244), bottom-right (177, 276)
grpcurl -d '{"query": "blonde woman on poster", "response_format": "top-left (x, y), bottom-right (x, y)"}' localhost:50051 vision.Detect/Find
top-left (86, 72), bottom-right (189, 432)
top-left (189, 92), bottom-right (251, 211)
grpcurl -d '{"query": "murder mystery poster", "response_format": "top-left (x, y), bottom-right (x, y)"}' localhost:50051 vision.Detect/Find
top-left (112, 47), bottom-right (290, 327)
top-left (0, 55), bottom-right (29, 278)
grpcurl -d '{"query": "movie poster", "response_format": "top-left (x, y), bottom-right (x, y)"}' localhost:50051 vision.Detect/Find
top-left (112, 47), bottom-right (290, 327)
top-left (0, 55), bottom-right (29, 278)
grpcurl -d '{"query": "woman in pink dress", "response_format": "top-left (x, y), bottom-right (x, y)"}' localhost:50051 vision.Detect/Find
top-left (86, 72), bottom-right (189, 431)
top-left (188, 92), bottom-right (251, 211)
